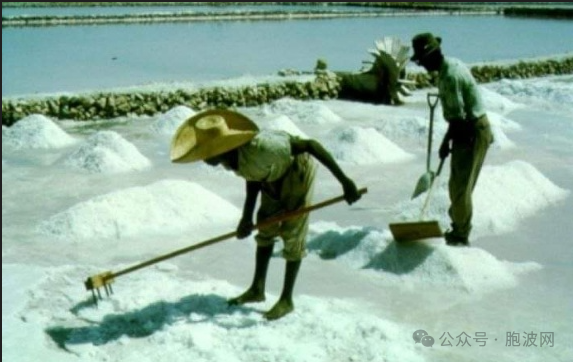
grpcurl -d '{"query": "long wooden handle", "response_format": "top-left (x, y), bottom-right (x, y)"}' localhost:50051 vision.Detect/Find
top-left (426, 92), bottom-right (440, 172)
top-left (107, 187), bottom-right (368, 280)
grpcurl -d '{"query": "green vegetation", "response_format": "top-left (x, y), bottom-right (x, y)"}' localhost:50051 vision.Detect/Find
top-left (503, 7), bottom-right (573, 18)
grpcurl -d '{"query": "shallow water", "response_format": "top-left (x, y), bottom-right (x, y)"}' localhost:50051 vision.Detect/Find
top-left (2, 13), bottom-right (573, 96)
top-left (1, 4), bottom-right (375, 17)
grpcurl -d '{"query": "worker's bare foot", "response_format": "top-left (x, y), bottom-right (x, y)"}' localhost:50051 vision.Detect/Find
top-left (263, 299), bottom-right (294, 321)
top-left (227, 289), bottom-right (265, 306)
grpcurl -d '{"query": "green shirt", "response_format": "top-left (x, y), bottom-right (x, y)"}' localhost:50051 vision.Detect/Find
top-left (235, 130), bottom-right (316, 206)
top-left (438, 57), bottom-right (486, 122)
top-left (235, 130), bottom-right (295, 183)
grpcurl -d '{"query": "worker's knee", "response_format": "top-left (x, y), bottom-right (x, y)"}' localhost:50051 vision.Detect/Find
top-left (281, 237), bottom-right (307, 261)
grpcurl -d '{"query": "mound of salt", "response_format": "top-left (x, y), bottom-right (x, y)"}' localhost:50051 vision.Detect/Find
top-left (324, 126), bottom-right (414, 165)
top-left (63, 130), bottom-right (151, 174)
top-left (149, 105), bottom-right (196, 135)
top-left (38, 180), bottom-right (240, 240)
top-left (2, 114), bottom-right (77, 150)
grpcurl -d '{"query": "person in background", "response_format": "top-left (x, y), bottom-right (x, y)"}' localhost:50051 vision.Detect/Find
top-left (410, 32), bottom-right (494, 247)
top-left (170, 109), bottom-right (362, 320)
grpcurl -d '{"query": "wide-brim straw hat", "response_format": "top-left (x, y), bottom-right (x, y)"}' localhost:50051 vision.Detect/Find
top-left (170, 109), bottom-right (259, 163)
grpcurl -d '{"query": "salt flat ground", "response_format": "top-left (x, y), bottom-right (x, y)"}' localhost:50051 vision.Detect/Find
top-left (2, 75), bottom-right (572, 362)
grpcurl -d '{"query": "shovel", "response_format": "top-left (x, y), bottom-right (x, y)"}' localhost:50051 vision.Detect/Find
top-left (389, 157), bottom-right (446, 243)
top-left (412, 92), bottom-right (440, 199)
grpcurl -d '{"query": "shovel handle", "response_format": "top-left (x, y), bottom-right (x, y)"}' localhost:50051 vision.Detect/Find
top-left (427, 92), bottom-right (439, 109)
top-left (420, 158), bottom-right (446, 220)
top-left (86, 187), bottom-right (368, 287)
top-left (426, 93), bottom-right (440, 171)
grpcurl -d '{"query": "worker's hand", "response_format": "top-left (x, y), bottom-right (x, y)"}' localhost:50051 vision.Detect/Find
top-left (236, 217), bottom-right (254, 239)
top-left (342, 178), bottom-right (361, 205)
top-left (449, 121), bottom-right (476, 145)
top-left (439, 138), bottom-right (451, 159)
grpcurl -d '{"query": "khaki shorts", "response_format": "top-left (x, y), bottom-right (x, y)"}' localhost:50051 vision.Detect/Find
top-left (255, 154), bottom-right (317, 261)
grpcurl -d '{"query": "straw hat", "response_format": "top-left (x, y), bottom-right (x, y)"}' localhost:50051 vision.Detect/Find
top-left (170, 109), bottom-right (259, 163)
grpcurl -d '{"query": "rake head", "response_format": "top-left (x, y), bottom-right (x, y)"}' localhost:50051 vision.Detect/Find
top-left (84, 271), bottom-right (115, 305)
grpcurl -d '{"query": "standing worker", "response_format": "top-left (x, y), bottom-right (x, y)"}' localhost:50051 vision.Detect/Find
top-left (410, 32), bottom-right (494, 247)
top-left (170, 109), bottom-right (362, 320)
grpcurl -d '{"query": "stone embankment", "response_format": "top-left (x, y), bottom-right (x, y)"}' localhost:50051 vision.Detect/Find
top-left (2, 56), bottom-right (572, 126)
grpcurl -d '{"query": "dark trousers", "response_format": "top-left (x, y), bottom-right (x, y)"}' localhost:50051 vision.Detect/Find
top-left (448, 115), bottom-right (494, 239)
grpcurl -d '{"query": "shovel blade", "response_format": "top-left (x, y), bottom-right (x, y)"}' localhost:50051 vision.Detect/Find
top-left (411, 172), bottom-right (435, 199)
top-left (389, 220), bottom-right (443, 242)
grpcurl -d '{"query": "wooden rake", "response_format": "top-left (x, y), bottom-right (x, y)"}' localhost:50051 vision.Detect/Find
top-left (84, 187), bottom-right (368, 304)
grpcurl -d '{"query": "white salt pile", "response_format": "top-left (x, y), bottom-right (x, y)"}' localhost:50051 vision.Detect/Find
top-left (324, 126), bottom-right (415, 165)
top-left (481, 86), bottom-right (523, 115)
top-left (2, 114), bottom-right (77, 150)
top-left (391, 160), bottom-right (570, 238)
top-left (256, 114), bottom-right (308, 139)
top-left (486, 75), bottom-right (573, 115)
top-left (149, 105), bottom-right (196, 136)
top-left (265, 98), bottom-right (343, 125)
top-left (307, 221), bottom-right (541, 293)
top-left (38, 180), bottom-right (241, 240)
top-left (63, 130), bottom-right (152, 174)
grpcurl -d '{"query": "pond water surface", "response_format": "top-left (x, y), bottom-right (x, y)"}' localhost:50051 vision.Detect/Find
top-left (2, 12), bottom-right (572, 96)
